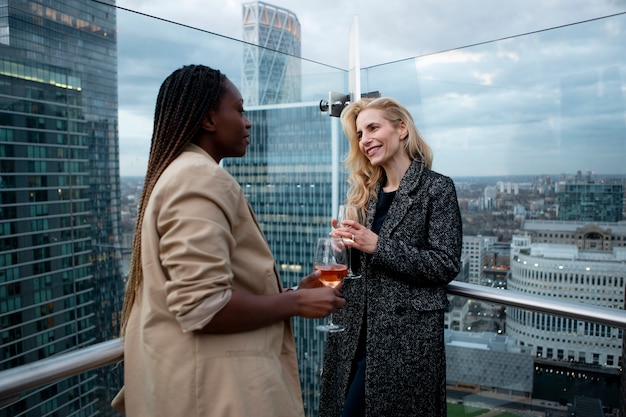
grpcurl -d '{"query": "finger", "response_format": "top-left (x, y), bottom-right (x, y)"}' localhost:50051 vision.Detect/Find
top-left (298, 270), bottom-right (321, 288)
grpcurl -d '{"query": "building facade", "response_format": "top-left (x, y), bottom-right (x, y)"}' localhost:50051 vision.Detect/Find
top-left (556, 180), bottom-right (623, 223)
top-left (507, 234), bottom-right (625, 368)
top-left (223, 102), bottom-right (347, 415)
top-left (522, 219), bottom-right (626, 250)
top-left (461, 235), bottom-right (496, 285)
top-left (242, 1), bottom-right (302, 105)
top-left (0, 1), bottom-right (123, 415)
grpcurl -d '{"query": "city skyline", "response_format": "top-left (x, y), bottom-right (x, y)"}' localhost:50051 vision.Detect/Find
top-left (1, 2), bottom-right (624, 416)
top-left (115, 3), bottom-right (626, 178)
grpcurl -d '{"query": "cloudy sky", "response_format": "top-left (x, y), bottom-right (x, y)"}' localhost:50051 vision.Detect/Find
top-left (114, 0), bottom-right (626, 177)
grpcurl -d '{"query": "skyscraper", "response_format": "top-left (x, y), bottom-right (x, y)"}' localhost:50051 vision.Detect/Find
top-left (235, 4), bottom-right (346, 414)
top-left (223, 102), bottom-right (347, 415)
top-left (0, 1), bottom-right (123, 415)
top-left (556, 178), bottom-right (623, 222)
top-left (242, 1), bottom-right (302, 105)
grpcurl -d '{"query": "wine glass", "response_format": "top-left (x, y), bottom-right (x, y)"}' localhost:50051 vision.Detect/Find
top-left (313, 237), bottom-right (349, 332)
top-left (337, 204), bottom-right (363, 279)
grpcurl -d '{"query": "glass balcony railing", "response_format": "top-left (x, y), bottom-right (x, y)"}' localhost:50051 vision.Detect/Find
top-left (1, 3), bottom-right (625, 417)
top-left (1, 283), bottom-right (625, 415)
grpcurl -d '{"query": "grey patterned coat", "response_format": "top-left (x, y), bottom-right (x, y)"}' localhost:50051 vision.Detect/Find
top-left (318, 159), bottom-right (462, 417)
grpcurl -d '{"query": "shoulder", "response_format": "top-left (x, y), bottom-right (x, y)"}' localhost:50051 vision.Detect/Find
top-left (153, 145), bottom-right (240, 200)
top-left (410, 165), bottom-right (456, 193)
top-left (421, 166), bottom-right (452, 183)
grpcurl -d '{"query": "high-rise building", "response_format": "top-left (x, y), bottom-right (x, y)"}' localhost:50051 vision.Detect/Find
top-left (242, 1), bottom-right (302, 105)
top-left (0, 1), bottom-right (123, 415)
top-left (508, 221), bottom-right (626, 368)
top-left (556, 180), bottom-right (623, 222)
top-left (461, 235), bottom-right (496, 285)
top-left (236, 4), bottom-right (346, 414)
top-left (223, 102), bottom-right (347, 415)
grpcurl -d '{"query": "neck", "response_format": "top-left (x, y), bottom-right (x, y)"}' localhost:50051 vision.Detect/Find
top-left (382, 157), bottom-right (411, 192)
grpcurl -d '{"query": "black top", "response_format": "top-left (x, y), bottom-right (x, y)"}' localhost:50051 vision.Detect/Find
top-left (372, 190), bottom-right (396, 234)
top-left (354, 189), bottom-right (396, 359)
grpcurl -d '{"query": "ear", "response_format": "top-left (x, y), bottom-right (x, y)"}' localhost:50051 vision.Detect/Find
top-left (201, 111), bottom-right (217, 132)
top-left (398, 121), bottom-right (409, 140)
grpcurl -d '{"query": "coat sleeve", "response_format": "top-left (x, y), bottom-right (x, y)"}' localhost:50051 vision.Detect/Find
top-left (153, 164), bottom-right (239, 330)
top-left (372, 175), bottom-right (462, 285)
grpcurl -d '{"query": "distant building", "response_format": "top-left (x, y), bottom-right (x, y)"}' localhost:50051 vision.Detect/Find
top-left (0, 1), bottom-right (123, 416)
top-left (522, 219), bottom-right (626, 250)
top-left (556, 180), bottom-right (623, 222)
top-left (462, 236), bottom-right (496, 285)
top-left (242, 1), bottom-right (302, 105)
top-left (508, 234), bottom-right (625, 368)
top-left (445, 330), bottom-right (533, 396)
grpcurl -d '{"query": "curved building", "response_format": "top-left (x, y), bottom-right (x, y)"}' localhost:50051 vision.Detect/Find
top-left (507, 235), bottom-right (625, 368)
top-left (242, 1), bottom-right (302, 105)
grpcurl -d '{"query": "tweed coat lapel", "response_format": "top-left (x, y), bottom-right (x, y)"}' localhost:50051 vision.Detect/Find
top-left (367, 159), bottom-right (424, 237)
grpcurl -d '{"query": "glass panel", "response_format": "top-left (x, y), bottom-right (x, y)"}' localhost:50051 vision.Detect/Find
top-left (362, 16), bottom-right (626, 177)
top-left (0, 3), bottom-right (624, 417)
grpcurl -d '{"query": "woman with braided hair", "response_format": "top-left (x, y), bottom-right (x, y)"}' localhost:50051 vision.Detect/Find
top-left (111, 65), bottom-right (345, 417)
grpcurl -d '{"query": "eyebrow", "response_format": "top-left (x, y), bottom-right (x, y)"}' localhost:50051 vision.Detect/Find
top-left (361, 121), bottom-right (378, 131)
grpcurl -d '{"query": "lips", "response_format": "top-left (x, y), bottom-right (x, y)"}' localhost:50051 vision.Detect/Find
top-left (366, 145), bottom-right (381, 156)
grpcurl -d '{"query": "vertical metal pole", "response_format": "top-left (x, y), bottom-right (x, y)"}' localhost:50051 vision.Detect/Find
top-left (331, 116), bottom-right (339, 219)
top-left (619, 295), bottom-right (626, 417)
top-left (349, 15), bottom-right (361, 103)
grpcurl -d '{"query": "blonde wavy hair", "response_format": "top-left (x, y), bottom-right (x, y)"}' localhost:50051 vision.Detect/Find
top-left (340, 97), bottom-right (433, 218)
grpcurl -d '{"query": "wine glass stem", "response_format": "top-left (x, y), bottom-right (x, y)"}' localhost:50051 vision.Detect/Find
top-left (346, 248), bottom-right (351, 274)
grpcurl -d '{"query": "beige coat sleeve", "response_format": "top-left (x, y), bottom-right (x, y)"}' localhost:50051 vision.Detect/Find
top-left (150, 155), bottom-right (239, 330)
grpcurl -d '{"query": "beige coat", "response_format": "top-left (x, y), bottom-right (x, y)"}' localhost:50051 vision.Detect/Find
top-left (112, 144), bottom-right (304, 417)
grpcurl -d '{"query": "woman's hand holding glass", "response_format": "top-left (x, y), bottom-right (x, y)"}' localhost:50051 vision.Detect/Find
top-left (287, 269), bottom-right (346, 319)
top-left (333, 205), bottom-right (362, 279)
top-left (331, 205), bottom-right (378, 256)
top-left (314, 237), bottom-right (349, 332)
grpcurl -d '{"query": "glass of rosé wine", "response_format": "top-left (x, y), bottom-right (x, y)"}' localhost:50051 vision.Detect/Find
top-left (313, 237), bottom-right (349, 332)
top-left (336, 204), bottom-right (364, 279)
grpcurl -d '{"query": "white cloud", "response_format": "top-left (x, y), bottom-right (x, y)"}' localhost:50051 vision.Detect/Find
top-left (114, 0), bottom-right (626, 177)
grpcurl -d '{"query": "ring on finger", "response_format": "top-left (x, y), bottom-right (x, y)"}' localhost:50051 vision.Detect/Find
top-left (351, 234), bottom-right (355, 242)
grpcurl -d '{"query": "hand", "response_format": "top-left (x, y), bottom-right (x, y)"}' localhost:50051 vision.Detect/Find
top-left (292, 286), bottom-right (346, 319)
top-left (297, 270), bottom-right (324, 289)
top-left (329, 220), bottom-right (378, 254)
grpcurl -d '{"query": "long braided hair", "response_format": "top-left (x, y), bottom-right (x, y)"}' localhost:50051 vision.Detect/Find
top-left (120, 65), bottom-right (227, 335)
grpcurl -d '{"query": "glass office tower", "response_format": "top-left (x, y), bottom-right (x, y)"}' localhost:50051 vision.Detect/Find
top-left (223, 103), bottom-right (349, 415)
top-left (0, 1), bottom-right (123, 415)
top-left (557, 181), bottom-right (624, 222)
top-left (242, 1), bottom-right (302, 105)
top-left (238, 4), bottom-right (345, 412)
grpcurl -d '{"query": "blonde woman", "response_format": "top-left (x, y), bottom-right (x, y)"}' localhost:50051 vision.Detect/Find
top-left (321, 97), bottom-right (462, 417)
